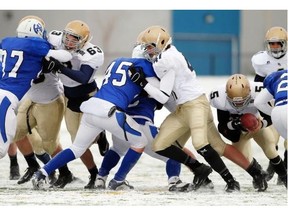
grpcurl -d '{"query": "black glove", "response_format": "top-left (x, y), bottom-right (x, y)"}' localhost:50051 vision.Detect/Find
top-left (129, 65), bottom-right (148, 87)
top-left (230, 116), bottom-right (247, 132)
top-left (63, 61), bottom-right (72, 69)
top-left (42, 57), bottom-right (64, 73)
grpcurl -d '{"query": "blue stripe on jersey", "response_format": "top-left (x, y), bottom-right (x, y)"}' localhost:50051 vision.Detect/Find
top-left (126, 94), bottom-right (158, 123)
top-left (149, 124), bottom-right (159, 139)
top-left (0, 96), bottom-right (11, 143)
top-left (116, 112), bottom-right (141, 140)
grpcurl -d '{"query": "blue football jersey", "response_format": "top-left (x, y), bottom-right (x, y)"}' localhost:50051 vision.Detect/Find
top-left (126, 93), bottom-right (159, 124)
top-left (0, 37), bottom-right (51, 100)
top-left (263, 70), bottom-right (288, 106)
top-left (96, 57), bottom-right (156, 111)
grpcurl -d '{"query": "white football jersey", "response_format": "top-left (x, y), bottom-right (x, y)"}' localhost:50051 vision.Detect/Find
top-left (27, 73), bottom-right (63, 104)
top-left (209, 81), bottom-right (264, 116)
top-left (251, 51), bottom-right (287, 77)
top-left (153, 45), bottom-right (205, 105)
top-left (48, 30), bottom-right (104, 87)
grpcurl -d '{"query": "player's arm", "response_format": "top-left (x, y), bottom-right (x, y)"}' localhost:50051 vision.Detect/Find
top-left (129, 65), bottom-right (173, 104)
top-left (46, 49), bottom-right (72, 62)
top-left (217, 109), bottom-right (243, 143)
top-left (254, 88), bottom-right (274, 115)
top-left (43, 55), bottom-right (94, 84)
top-left (57, 64), bottom-right (94, 84)
top-left (254, 74), bottom-right (265, 82)
top-left (144, 73), bottom-right (173, 104)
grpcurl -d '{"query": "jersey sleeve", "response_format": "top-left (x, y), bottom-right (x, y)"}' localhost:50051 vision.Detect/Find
top-left (251, 51), bottom-right (269, 77)
top-left (209, 85), bottom-right (226, 110)
top-left (78, 43), bottom-right (104, 69)
top-left (48, 30), bottom-right (63, 49)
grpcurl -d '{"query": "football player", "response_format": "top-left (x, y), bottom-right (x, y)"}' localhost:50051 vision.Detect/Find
top-left (209, 74), bottom-right (287, 188)
top-left (251, 26), bottom-right (287, 184)
top-left (94, 45), bottom-right (213, 192)
top-left (131, 25), bottom-right (240, 192)
top-left (12, 15), bottom-right (74, 188)
top-left (0, 15), bottom-right (71, 160)
top-left (16, 20), bottom-right (108, 189)
top-left (51, 20), bottom-right (110, 189)
top-left (30, 55), bottom-right (155, 190)
top-left (255, 70), bottom-right (287, 140)
top-left (32, 50), bottom-right (214, 191)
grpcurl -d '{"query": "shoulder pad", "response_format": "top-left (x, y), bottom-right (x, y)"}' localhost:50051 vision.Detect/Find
top-left (209, 85), bottom-right (227, 110)
top-left (251, 51), bottom-right (269, 66)
top-left (48, 30), bottom-right (63, 49)
top-left (77, 42), bottom-right (104, 67)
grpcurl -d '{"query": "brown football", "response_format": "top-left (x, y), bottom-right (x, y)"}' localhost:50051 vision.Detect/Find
top-left (240, 113), bottom-right (259, 131)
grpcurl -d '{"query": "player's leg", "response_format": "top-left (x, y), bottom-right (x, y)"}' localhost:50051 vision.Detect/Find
top-left (36, 97), bottom-right (75, 188)
top-left (152, 107), bottom-right (212, 191)
top-left (14, 99), bottom-right (41, 184)
top-left (107, 112), bottom-right (148, 190)
top-left (254, 127), bottom-right (287, 188)
top-left (8, 143), bottom-right (20, 180)
top-left (0, 94), bottom-right (18, 160)
top-left (95, 136), bottom-right (127, 189)
top-left (65, 106), bottom-right (100, 188)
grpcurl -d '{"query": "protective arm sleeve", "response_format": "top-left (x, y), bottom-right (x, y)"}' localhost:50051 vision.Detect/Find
top-left (254, 88), bottom-right (273, 115)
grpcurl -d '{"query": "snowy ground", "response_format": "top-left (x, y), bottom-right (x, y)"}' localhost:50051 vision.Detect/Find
top-left (0, 76), bottom-right (287, 214)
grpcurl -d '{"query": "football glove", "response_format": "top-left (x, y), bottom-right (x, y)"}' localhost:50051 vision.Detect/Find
top-left (129, 65), bottom-right (148, 87)
top-left (230, 116), bottom-right (248, 132)
top-left (42, 57), bottom-right (64, 73)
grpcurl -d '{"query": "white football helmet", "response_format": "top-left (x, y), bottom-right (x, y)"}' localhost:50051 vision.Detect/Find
top-left (226, 74), bottom-right (252, 110)
top-left (265, 26), bottom-right (287, 59)
top-left (16, 16), bottom-right (46, 39)
top-left (62, 20), bottom-right (90, 52)
top-left (139, 25), bottom-right (172, 62)
top-left (132, 31), bottom-right (146, 58)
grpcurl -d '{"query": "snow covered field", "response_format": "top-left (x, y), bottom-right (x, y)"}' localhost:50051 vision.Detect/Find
top-left (0, 76), bottom-right (287, 214)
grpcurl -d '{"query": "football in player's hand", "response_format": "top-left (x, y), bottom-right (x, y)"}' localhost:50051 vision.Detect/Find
top-left (240, 113), bottom-right (259, 131)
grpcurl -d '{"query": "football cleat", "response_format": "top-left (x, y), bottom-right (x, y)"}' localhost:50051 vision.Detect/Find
top-left (168, 179), bottom-right (190, 192)
top-left (190, 163), bottom-right (213, 191)
top-left (201, 177), bottom-right (214, 189)
top-left (48, 171), bottom-right (57, 185)
top-left (84, 174), bottom-right (97, 189)
top-left (51, 171), bottom-right (74, 188)
top-left (277, 175), bottom-right (287, 188)
top-left (31, 170), bottom-right (47, 190)
top-left (10, 165), bottom-right (20, 180)
top-left (95, 175), bottom-right (107, 190)
top-left (18, 166), bottom-right (39, 184)
top-left (252, 172), bottom-right (268, 192)
top-left (225, 179), bottom-right (240, 192)
top-left (265, 161), bottom-right (275, 181)
top-left (108, 179), bottom-right (134, 190)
